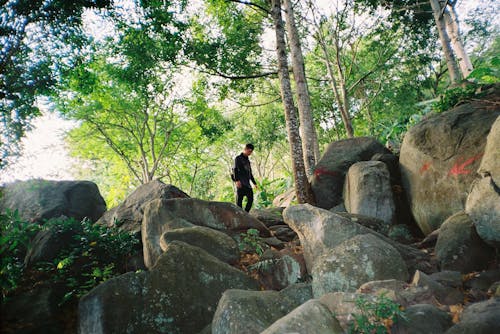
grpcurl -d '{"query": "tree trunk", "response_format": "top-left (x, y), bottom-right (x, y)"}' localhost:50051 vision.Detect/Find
top-left (429, 0), bottom-right (461, 84)
top-left (270, 0), bottom-right (315, 205)
top-left (444, 1), bottom-right (473, 78)
top-left (282, 0), bottom-right (320, 175)
top-left (317, 35), bottom-right (354, 138)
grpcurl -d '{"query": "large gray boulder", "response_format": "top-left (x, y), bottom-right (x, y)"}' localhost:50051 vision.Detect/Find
top-left (312, 234), bottom-right (409, 297)
top-left (344, 161), bottom-right (396, 225)
top-left (79, 241), bottom-right (259, 334)
top-left (465, 116), bottom-right (500, 248)
top-left (98, 180), bottom-right (189, 234)
top-left (160, 226), bottom-right (239, 264)
top-left (311, 137), bottom-right (390, 210)
top-left (261, 299), bottom-right (343, 334)
top-left (435, 212), bottom-right (495, 273)
top-left (0, 180), bottom-right (106, 222)
top-left (211, 289), bottom-right (302, 334)
top-left (399, 99), bottom-right (499, 235)
top-left (284, 204), bottom-right (430, 274)
top-left (445, 298), bottom-right (500, 334)
top-left (393, 304), bottom-right (453, 334)
top-left (142, 198), bottom-right (270, 268)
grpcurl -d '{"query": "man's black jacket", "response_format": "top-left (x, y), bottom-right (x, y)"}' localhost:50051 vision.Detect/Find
top-left (233, 153), bottom-right (256, 188)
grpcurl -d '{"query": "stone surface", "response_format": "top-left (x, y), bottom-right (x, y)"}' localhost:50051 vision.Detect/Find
top-left (0, 180), bottom-right (106, 222)
top-left (319, 292), bottom-right (376, 330)
top-left (272, 188), bottom-right (296, 208)
top-left (254, 249), bottom-right (302, 290)
top-left (445, 298), bottom-right (500, 334)
top-left (392, 303), bottom-right (453, 334)
top-left (478, 115), bottom-right (500, 185)
top-left (311, 137), bottom-right (390, 210)
top-left (0, 285), bottom-right (65, 334)
top-left (261, 299), bottom-right (343, 334)
top-left (344, 161), bottom-right (396, 225)
top-left (312, 234), bottom-right (409, 297)
top-left (249, 207), bottom-right (284, 227)
top-left (429, 271), bottom-right (463, 289)
top-left (412, 270), bottom-right (463, 305)
top-left (211, 289), bottom-right (301, 334)
top-left (142, 198), bottom-right (269, 268)
top-left (98, 180), bottom-right (188, 234)
top-left (280, 283), bottom-right (314, 305)
top-left (284, 204), bottom-right (429, 275)
top-left (160, 226), bottom-right (239, 264)
top-left (399, 99), bottom-right (499, 235)
top-left (466, 177), bottom-right (500, 248)
top-left (24, 226), bottom-right (77, 268)
top-left (78, 241), bottom-right (259, 334)
top-left (435, 212), bottom-right (495, 273)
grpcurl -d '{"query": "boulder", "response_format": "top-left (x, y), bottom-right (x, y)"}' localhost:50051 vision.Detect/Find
top-left (249, 207), bottom-right (284, 227)
top-left (142, 198), bottom-right (270, 268)
top-left (336, 212), bottom-right (386, 233)
top-left (211, 289), bottom-right (301, 334)
top-left (312, 234), bottom-right (409, 297)
top-left (268, 224), bottom-right (297, 242)
top-left (272, 188), bottom-right (296, 208)
top-left (0, 180), bottom-right (106, 222)
top-left (435, 212), bottom-right (495, 273)
top-left (465, 117), bottom-right (500, 249)
top-left (24, 226), bottom-right (77, 268)
top-left (280, 283), bottom-right (314, 305)
top-left (78, 241), bottom-right (259, 334)
top-left (0, 285), bottom-right (66, 334)
top-left (344, 161), bottom-right (396, 225)
top-left (399, 100), bottom-right (499, 235)
top-left (445, 298), bottom-right (500, 334)
top-left (261, 299), bottom-right (343, 334)
top-left (412, 270), bottom-right (463, 305)
top-left (98, 180), bottom-right (188, 234)
top-left (465, 177), bottom-right (500, 248)
top-left (429, 271), bottom-right (463, 289)
top-left (311, 137), bottom-right (390, 209)
top-left (319, 292), bottom-right (381, 330)
top-left (392, 303), bottom-right (453, 334)
top-left (253, 249), bottom-right (302, 290)
top-left (284, 204), bottom-right (430, 274)
top-left (160, 226), bottom-right (240, 264)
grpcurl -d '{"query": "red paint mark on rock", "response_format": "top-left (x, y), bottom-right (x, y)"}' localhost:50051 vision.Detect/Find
top-left (420, 162), bottom-right (432, 174)
top-left (448, 153), bottom-right (484, 177)
top-left (313, 167), bottom-right (339, 181)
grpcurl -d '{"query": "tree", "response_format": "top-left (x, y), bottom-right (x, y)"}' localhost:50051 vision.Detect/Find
top-left (429, 0), bottom-right (461, 84)
top-left (283, 0), bottom-right (320, 175)
top-left (269, 0), bottom-right (314, 204)
top-left (0, 0), bottom-right (111, 167)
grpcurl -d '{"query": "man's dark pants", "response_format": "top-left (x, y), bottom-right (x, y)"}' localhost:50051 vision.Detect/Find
top-left (236, 186), bottom-right (253, 212)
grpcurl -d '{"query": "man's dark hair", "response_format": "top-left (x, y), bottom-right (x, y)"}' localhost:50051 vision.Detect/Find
top-left (245, 143), bottom-right (254, 150)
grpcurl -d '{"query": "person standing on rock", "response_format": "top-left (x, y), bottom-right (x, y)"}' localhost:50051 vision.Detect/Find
top-left (233, 143), bottom-right (258, 212)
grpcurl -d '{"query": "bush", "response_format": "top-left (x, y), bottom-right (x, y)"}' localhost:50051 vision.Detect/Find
top-left (0, 211), bottom-right (139, 304)
top-left (348, 294), bottom-right (406, 334)
top-left (238, 228), bottom-right (268, 256)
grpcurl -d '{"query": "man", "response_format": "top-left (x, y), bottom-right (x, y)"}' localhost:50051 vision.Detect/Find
top-left (233, 143), bottom-right (258, 212)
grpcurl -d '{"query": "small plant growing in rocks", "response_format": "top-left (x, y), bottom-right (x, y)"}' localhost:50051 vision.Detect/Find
top-left (348, 294), bottom-right (406, 334)
top-left (238, 228), bottom-right (268, 256)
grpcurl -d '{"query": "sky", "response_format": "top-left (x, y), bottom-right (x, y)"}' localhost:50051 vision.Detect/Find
top-left (0, 0), bottom-right (494, 185)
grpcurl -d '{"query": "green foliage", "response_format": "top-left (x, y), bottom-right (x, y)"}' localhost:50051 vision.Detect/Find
top-left (432, 85), bottom-right (479, 113)
top-left (255, 178), bottom-right (292, 209)
top-left (348, 294), bottom-right (406, 334)
top-left (0, 210), bottom-right (41, 297)
top-left (0, 212), bottom-right (138, 304)
top-left (239, 228), bottom-right (268, 256)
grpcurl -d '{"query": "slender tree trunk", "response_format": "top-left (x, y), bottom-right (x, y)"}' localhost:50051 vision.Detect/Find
top-left (429, 0), bottom-right (461, 84)
top-left (444, 1), bottom-right (473, 78)
top-left (282, 0), bottom-right (320, 175)
top-left (317, 37), bottom-right (354, 138)
top-left (270, 0), bottom-right (315, 204)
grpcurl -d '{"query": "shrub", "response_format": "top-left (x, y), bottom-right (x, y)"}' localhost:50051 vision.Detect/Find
top-left (238, 228), bottom-right (268, 256)
top-left (0, 212), bottom-right (139, 304)
top-left (348, 294), bottom-right (406, 334)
